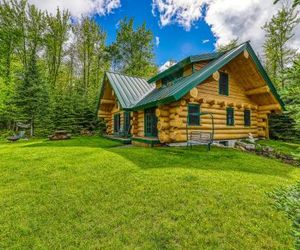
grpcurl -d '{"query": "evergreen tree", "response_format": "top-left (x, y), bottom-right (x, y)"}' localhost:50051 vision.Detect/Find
top-left (15, 52), bottom-right (49, 136)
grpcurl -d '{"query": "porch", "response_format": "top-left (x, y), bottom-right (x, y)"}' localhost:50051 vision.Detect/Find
top-left (131, 137), bottom-right (161, 147)
top-left (103, 134), bottom-right (132, 145)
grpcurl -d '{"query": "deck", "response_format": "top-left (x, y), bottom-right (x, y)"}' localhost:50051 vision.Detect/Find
top-left (103, 135), bottom-right (132, 144)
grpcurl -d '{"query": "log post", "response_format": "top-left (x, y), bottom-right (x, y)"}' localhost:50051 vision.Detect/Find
top-left (213, 71), bottom-right (220, 81)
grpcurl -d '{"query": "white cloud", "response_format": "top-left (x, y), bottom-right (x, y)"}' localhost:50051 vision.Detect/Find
top-left (152, 0), bottom-right (205, 31)
top-left (159, 60), bottom-right (177, 72)
top-left (155, 36), bottom-right (160, 46)
top-left (152, 0), bottom-right (300, 53)
top-left (202, 39), bottom-right (209, 44)
top-left (204, 0), bottom-right (281, 53)
top-left (27, 0), bottom-right (121, 17)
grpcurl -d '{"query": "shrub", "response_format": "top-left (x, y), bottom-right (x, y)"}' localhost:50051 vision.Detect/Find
top-left (270, 182), bottom-right (300, 249)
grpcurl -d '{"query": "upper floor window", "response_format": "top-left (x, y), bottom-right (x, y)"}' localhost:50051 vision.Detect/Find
top-left (226, 107), bottom-right (234, 126)
top-left (188, 104), bottom-right (200, 126)
top-left (244, 109), bottom-right (251, 127)
top-left (219, 72), bottom-right (229, 96)
top-left (161, 69), bottom-right (183, 86)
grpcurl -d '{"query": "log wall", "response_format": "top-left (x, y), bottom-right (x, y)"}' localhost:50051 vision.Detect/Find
top-left (154, 68), bottom-right (272, 142)
top-left (131, 110), bottom-right (144, 137)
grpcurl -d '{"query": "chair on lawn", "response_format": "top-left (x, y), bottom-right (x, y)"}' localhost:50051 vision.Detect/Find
top-left (7, 131), bottom-right (25, 142)
top-left (187, 131), bottom-right (213, 151)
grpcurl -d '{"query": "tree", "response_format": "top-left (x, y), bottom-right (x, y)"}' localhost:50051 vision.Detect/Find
top-left (15, 52), bottom-right (49, 136)
top-left (263, 4), bottom-right (299, 89)
top-left (45, 8), bottom-right (70, 89)
top-left (282, 54), bottom-right (300, 130)
top-left (111, 18), bottom-right (157, 78)
top-left (217, 39), bottom-right (239, 52)
top-left (274, 0), bottom-right (300, 7)
top-left (75, 18), bottom-right (108, 96)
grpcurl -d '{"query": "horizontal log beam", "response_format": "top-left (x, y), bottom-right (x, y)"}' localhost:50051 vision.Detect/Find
top-left (258, 103), bottom-right (281, 111)
top-left (245, 86), bottom-right (270, 96)
top-left (100, 99), bottom-right (115, 105)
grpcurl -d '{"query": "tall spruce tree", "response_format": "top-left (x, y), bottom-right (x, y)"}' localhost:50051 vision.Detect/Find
top-left (15, 52), bottom-right (49, 136)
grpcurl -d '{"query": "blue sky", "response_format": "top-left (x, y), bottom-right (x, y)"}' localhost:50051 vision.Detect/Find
top-left (29, 0), bottom-right (300, 68)
top-left (94, 0), bottom-right (216, 66)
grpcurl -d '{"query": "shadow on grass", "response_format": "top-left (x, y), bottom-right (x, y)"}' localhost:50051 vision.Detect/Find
top-left (22, 136), bottom-right (122, 149)
top-left (108, 146), bottom-right (294, 178)
top-left (21, 136), bottom-right (295, 178)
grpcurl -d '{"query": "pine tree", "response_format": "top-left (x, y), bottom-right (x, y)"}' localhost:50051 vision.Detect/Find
top-left (15, 52), bottom-right (49, 136)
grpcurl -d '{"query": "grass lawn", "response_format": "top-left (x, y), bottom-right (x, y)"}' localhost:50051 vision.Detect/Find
top-left (1, 137), bottom-right (300, 249)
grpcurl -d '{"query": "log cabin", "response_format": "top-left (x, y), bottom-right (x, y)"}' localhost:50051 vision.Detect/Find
top-left (97, 41), bottom-right (284, 147)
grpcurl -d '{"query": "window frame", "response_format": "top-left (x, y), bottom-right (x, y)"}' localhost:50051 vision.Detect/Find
top-left (219, 71), bottom-right (229, 96)
top-left (188, 103), bottom-right (201, 126)
top-left (244, 109), bottom-right (251, 127)
top-left (144, 108), bottom-right (158, 137)
top-left (226, 107), bottom-right (234, 126)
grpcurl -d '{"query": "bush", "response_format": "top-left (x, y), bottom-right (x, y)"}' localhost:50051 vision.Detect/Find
top-left (270, 183), bottom-right (300, 249)
top-left (0, 130), bottom-right (15, 141)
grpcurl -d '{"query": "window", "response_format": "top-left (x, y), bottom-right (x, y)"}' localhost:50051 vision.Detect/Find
top-left (219, 72), bottom-right (229, 96)
top-left (226, 107), bottom-right (234, 126)
top-left (244, 109), bottom-right (251, 127)
top-left (144, 108), bottom-right (158, 137)
top-left (161, 69), bottom-right (183, 86)
top-left (114, 113), bottom-right (120, 133)
top-left (188, 104), bottom-right (200, 126)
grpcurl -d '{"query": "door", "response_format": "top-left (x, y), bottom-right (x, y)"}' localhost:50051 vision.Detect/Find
top-left (114, 113), bottom-right (120, 134)
top-left (144, 108), bottom-right (158, 137)
top-left (124, 111), bottom-right (131, 135)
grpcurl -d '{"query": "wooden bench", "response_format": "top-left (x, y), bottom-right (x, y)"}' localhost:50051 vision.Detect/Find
top-left (187, 131), bottom-right (213, 150)
top-left (49, 130), bottom-right (71, 141)
top-left (7, 131), bottom-right (25, 142)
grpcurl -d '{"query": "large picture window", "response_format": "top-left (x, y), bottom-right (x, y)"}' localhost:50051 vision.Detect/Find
top-left (188, 104), bottom-right (200, 126)
top-left (226, 107), bottom-right (234, 126)
top-left (244, 109), bottom-right (251, 127)
top-left (219, 72), bottom-right (229, 96)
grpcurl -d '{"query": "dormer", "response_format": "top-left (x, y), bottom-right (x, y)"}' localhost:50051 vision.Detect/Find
top-left (149, 52), bottom-right (224, 89)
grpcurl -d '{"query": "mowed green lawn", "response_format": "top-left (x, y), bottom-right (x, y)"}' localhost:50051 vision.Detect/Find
top-left (1, 137), bottom-right (300, 249)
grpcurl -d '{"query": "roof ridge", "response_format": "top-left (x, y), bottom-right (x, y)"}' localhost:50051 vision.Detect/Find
top-left (106, 71), bottom-right (148, 80)
top-left (216, 40), bottom-right (250, 53)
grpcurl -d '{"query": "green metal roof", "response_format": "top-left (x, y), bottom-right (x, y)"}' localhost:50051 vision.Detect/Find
top-left (147, 51), bottom-right (225, 84)
top-left (98, 42), bottom-right (284, 113)
top-left (133, 42), bottom-right (285, 111)
top-left (102, 72), bottom-right (155, 109)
